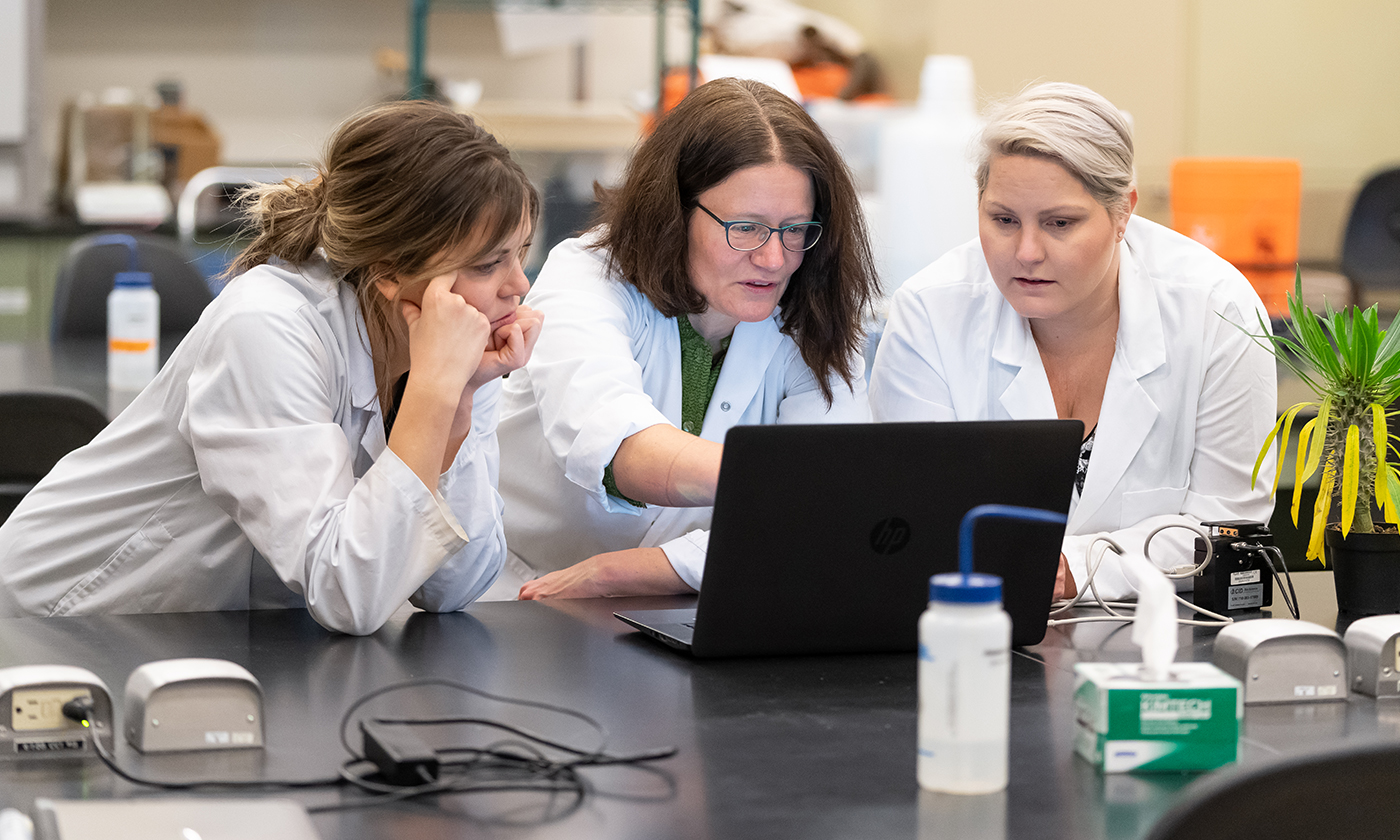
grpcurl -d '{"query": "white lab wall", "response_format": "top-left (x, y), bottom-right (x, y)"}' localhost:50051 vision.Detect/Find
top-left (41, 0), bottom-right (1400, 265)
top-left (802, 0), bottom-right (1400, 262)
top-left (44, 0), bottom-right (661, 166)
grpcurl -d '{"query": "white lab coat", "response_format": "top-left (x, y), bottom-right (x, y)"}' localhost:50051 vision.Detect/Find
top-left (869, 216), bottom-right (1277, 599)
top-left (494, 235), bottom-right (870, 595)
top-left (0, 258), bottom-right (504, 635)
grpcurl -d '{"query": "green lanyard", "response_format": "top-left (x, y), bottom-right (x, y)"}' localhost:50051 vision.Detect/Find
top-left (603, 317), bottom-right (730, 507)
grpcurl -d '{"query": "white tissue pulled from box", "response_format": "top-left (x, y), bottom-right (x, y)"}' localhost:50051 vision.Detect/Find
top-left (1120, 548), bottom-right (1179, 681)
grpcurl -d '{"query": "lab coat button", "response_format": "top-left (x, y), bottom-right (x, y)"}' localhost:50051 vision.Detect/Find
top-left (682, 421), bottom-right (694, 433)
top-left (721, 402), bottom-right (730, 411)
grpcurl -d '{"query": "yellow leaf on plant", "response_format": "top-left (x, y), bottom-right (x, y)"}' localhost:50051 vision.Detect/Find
top-left (1253, 411), bottom-right (1288, 489)
top-left (1388, 465), bottom-right (1400, 524)
top-left (1253, 412), bottom-right (1286, 490)
top-left (1309, 461), bottom-right (1336, 564)
top-left (1271, 404), bottom-right (1306, 497)
top-left (1303, 399), bottom-right (1331, 480)
top-left (1374, 403), bottom-right (1390, 515)
top-left (1293, 419), bottom-right (1316, 525)
top-left (1342, 425), bottom-right (1360, 537)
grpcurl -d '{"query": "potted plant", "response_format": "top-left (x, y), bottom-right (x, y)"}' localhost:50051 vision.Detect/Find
top-left (1253, 271), bottom-right (1400, 616)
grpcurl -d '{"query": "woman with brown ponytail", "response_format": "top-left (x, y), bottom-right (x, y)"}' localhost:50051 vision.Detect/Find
top-left (0, 101), bottom-right (542, 635)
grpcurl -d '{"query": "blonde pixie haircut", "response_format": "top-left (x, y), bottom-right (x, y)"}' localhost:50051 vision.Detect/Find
top-left (975, 82), bottom-right (1136, 219)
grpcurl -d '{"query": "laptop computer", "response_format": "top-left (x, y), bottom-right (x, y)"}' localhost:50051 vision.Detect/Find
top-left (615, 420), bottom-right (1082, 657)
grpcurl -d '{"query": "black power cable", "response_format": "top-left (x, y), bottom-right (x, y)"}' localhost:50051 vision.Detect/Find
top-left (59, 677), bottom-right (677, 821)
top-left (320, 678), bottom-right (678, 817)
top-left (1239, 542), bottom-right (1301, 620)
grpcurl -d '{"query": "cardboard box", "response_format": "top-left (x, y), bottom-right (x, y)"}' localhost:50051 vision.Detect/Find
top-left (1073, 662), bottom-right (1241, 773)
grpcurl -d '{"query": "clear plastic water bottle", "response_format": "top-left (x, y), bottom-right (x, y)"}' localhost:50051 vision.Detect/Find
top-left (107, 269), bottom-right (160, 392)
top-left (917, 571), bottom-right (1012, 794)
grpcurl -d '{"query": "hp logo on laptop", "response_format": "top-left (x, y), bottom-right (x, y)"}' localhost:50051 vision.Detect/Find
top-left (869, 518), bottom-right (911, 555)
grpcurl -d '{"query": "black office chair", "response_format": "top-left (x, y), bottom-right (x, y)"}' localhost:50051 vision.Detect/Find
top-left (0, 390), bottom-right (108, 524)
top-left (50, 232), bottom-right (214, 341)
top-left (1341, 166), bottom-right (1400, 300)
top-left (1145, 738), bottom-right (1400, 840)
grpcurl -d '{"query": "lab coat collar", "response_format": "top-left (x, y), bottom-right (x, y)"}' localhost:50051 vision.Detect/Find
top-left (1114, 238), bottom-right (1168, 379)
top-left (273, 256), bottom-right (385, 455)
top-left (285, 255), bottom-right (379, 414)
top-left (991, 297), bottom-right (1055, 420)
top-left (339, 289), bottom-right (381, 414)
top-left (265, 255), bottom-right (372, 411)
top-left (702, 313), bottom-right (784, 440)
top-left (335, 281), bottom-right (388, 462)
top-left (1067, 237), bottom-right (1166, 531)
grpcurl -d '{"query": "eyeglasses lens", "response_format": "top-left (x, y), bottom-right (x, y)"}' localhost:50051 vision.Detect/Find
top-left (726, 223), bottom-right (767, 251)
top-left (782, 224), bottom-right (822, 252)
top-left (727, 223), bottom-right (822, 252)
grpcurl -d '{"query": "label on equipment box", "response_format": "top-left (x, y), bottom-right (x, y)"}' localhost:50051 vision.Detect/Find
top-left (1229, 570), bottom-right (1261, 585)
top-left (15, 739), bottom-right (86, 754)
top-left (1227, 583), bottom-right (1264, 610)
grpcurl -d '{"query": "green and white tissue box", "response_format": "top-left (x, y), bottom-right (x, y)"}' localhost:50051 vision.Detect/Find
top-left (1073, 662), bottom-right (1241, 773)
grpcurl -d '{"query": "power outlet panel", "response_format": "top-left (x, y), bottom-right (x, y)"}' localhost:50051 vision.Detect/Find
top-left (0, 665), bottom-right (114, 758)
top-left (12, 688), bottom-right (91, 731)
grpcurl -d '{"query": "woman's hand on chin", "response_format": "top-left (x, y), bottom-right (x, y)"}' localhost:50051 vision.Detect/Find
top-left (518, 547), bottom-right (695, 600)
top-left (469, 304), bottom-right (544, 389)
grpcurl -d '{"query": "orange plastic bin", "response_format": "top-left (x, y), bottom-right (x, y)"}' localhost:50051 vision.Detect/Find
top-left (1170, 158), bottom-right (1301, 316)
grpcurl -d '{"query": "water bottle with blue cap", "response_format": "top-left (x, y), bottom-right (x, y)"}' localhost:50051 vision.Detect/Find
top-left (918, 503), bottom-right (1066, 794)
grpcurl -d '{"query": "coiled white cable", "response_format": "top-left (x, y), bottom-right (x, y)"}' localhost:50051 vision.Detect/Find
top-left (1046, 523), bottom-right (1234, 628)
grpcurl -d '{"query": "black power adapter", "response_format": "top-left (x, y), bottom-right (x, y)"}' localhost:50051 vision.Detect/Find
top-left (360, 720), bottom-right (440, 786)
top-left (1192, 520), bottom-right (1292, 615)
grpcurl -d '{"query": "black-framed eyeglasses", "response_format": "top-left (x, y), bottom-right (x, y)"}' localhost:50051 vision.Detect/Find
top-left (695, 203), bottom-right (823, 253)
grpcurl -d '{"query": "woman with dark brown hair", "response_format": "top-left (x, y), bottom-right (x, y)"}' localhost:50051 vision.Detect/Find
top-left (0, 100), bottom-right (542, 634)
top-left (497, 77), bottom-right (877, 600)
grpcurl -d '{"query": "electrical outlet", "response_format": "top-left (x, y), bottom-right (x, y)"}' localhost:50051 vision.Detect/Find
top-left (0, 665), bottom-right (114, 759)
top-left (12, 688), bottom-right (91, 731)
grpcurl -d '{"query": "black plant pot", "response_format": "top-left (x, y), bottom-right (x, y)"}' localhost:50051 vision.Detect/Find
top-left (1325, 528), bottom-right (1400, 617)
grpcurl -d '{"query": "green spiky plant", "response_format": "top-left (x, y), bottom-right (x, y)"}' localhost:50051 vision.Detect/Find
top-left (1252, 271), bottom-right (1400, 563)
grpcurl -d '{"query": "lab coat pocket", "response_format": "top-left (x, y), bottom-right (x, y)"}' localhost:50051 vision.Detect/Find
top-left (50, 518), bottom-right (175, 616)
top-left (1120, 484), bottom-right (1190, 527)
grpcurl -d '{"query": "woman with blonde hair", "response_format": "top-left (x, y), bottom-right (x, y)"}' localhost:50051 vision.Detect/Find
top-left (870, 82), bottom-right (1276, 600)
top-left (498, 77), bottom-right (878, 600)
top-left (0, 100), bottom-right (542, 634)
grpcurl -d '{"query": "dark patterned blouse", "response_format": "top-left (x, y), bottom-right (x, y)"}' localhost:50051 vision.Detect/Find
top-left (1075, 426), bottom-right (1096, 496)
